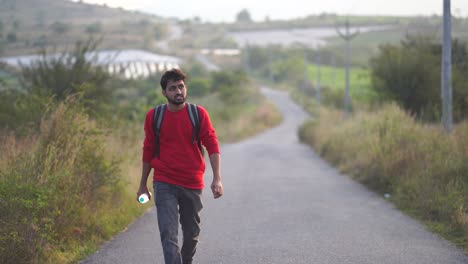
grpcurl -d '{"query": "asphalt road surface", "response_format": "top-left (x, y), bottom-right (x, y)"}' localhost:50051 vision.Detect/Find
top-left (81, 87), bottom-right (468, 264)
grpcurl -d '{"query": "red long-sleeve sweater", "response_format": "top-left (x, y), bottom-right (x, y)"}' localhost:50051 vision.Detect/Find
top-left (142, 104), bottom-right (220, 189)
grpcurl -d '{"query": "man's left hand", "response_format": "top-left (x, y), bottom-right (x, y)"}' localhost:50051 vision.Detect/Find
top-left (211, 180), bottom-right (224, 199)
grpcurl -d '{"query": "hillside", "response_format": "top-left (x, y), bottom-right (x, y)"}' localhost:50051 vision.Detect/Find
top-left (2, 0), bottom-right (467, 69)
top-left (0, 0), bottom-right (170, 56)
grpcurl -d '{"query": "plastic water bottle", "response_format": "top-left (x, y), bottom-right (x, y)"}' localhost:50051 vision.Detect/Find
top-left (138, 192), bottom-right (152, 204)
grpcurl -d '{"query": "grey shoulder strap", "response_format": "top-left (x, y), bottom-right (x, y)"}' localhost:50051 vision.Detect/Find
top-left (152, 104), bottom-right (166, 157)
top-left (154, 104), bottom-right (166, 131)
top-left (186, 103), bottom-right (200, 130)
top-left (186, 103), bottom-right (204, 156)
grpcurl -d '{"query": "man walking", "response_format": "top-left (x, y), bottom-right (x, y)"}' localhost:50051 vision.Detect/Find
top-left (137, 68), bottom-right (223, 264)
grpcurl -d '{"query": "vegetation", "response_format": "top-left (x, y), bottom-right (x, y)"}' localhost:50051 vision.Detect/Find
top-left (0, 98), bottom-right (144, 263)
top-left (20, 38), bottom-right (113, 113)
top-left (295, 32), bottom-right (468, 252)
top-left (305, 64), bottom-right (374, 104)
top-left (298, 105), bottom-right (468, 251)
top-left (0, 0), bottom-right (168, 56)
top-left (0, 37), bottom-right (281, 263)
top-left (2, 0), bottom-right (467, 260)
top-left (192, 70), bottom-right (282, 142)
top-left (236, 9), bottom-right (253, 23)
top-left (370, 35), bottom-right (468, 122)
top-left (0, 38), bottom-right (112, 132)
top-left (241, 45), bottom-right (374, 110)
top-left (0, 38), bottom-right (147, 263)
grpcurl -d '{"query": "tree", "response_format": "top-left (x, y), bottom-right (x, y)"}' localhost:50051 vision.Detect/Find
top-left (245, 46), bottom-right (269, 69)
top-left (236, 9), bottom-right (253, 23)
top-left (35, 11), bottom-right (46, 28)
top-left (370, 35), bottom-right (468, 122)
top-left (12, 19), bottom-right (20, 30)
top-left (50, 21), bottom-right (70, 35)
top-left (154, 23), bottom-right (168, 39)
top-left (188, 78), bottom-right (211, 97)
top-left (211, 70), bottom-right (251, 104)
top-left (85, 22), bottom-right (102, 34)
top-left (33, 34), bottom-right (48, 47)
top-left (6, 32), bottom-right (16, 43)
top-left (20, 38), bottom-right (113, 114)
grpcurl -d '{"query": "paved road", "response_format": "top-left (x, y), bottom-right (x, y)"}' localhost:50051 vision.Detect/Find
top-left (81, 88), bottom-right (468, 264)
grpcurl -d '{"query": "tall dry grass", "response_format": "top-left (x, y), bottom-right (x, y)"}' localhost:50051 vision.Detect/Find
top-left (213, 101), bottom-right (282, 142)
top-left (192, 90), bottom-right (283, 143)
top-left (0, 97), bottom-right (146, 263)
top-left (299, 103), bottom-right (468, 250)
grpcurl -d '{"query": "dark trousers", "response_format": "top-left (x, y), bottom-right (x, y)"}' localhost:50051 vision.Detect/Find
top-left (154, 181), bottom-right (203, 264)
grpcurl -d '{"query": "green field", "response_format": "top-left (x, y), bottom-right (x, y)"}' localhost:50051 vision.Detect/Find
top-left (0, 70), bottom-right (20, 91)
top-left (306, 64), bottom-right (375, 103)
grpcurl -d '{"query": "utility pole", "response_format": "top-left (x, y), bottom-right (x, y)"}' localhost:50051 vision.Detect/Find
top-left (336, 18), bottom-right (359, 114)
top-left (442, 0), bottom-right (453, 133)
top-left (331, 54), bottom-right (336, 89)
top-left (303, 48), bottom-right (309, 92)
top-left (268, 51), bottom-right (274, 83)
top-left (316, 52), bottom-right (321, 105)
top-left (244, 41), bottom-right (250, 72)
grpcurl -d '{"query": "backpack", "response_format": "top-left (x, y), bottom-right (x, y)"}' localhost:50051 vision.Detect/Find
top-left (152, 103), bottom-right (204, 157)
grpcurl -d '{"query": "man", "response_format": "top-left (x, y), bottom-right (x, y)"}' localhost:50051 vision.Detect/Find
top-left (137, 68), bottom-right (223, 264)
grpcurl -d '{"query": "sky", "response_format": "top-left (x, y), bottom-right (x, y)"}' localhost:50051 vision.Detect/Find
top-left (74, 0), bottom-right (468, 23)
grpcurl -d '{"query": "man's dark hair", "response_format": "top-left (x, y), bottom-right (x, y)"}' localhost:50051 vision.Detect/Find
top-left (160, 68), bottom-right (187, 90)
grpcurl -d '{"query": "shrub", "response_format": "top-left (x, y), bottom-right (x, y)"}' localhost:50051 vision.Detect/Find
top-left (300, 104), bottom-right (468, 249)
top-left (0, 97), bottom-right (124, 263)
top-left (370, 35), bottom-right (468, 122)
top-left (188, 78), bottom-right (211, 97)
top-left (19, 38), bottom-right (113, 116)
top-left (0, 89), bottom-right (54, 133)
top-left (211, 70), bottom-right (253, 105)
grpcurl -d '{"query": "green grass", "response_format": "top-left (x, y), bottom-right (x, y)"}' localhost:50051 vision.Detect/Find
top-left (306, 64), bottom-right (375, 103)
top-left (0, 70), bottom-right (21, 91)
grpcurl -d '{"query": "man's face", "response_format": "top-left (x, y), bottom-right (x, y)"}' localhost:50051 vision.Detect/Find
top-left (163, 79), bottom-right (187, 105)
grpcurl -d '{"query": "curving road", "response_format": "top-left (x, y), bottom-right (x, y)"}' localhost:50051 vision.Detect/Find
top-left (81, 87), bottom-right (468, 264)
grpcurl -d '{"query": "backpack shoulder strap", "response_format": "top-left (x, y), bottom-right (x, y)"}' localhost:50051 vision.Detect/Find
top-left (153, 104), bottom-right (166, 157)
top-left (186, 103), bottom-right (200, 132)
top-left (186, 103), bottom-right (204, 156)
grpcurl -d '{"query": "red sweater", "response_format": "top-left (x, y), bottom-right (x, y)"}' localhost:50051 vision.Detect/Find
top-left (142, 104), bottom-right (220, 189)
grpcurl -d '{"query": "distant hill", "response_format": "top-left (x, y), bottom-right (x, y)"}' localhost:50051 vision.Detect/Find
top-left (2, 0), bottom-right (467, 67)
top-left (0, 0), bottom-right (170, 56)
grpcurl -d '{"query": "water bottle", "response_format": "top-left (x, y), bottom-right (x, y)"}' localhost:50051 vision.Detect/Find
top-left (138, 192), bottom-right (152, 204)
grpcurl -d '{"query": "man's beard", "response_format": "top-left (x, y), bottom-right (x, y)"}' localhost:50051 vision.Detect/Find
top-left (167, 95), bottom-right (186, 105)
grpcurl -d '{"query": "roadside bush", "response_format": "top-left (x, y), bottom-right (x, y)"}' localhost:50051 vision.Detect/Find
top-left (0, 89), bottom-right (53, 133)
top-left (300, 104), bottom-right (468, 250)
top-left (211, 70), bottom-right (253, 105)
top-left (370, 35), bottom-right (468, 122)
top-left (111, 76), bottom-right (165, 122)
top-left (188, 77), bottom-right (211, 97)
top-left (20, 38), bottom-right (113, 116)
top-left (0, 97), bottom-right (127, 263)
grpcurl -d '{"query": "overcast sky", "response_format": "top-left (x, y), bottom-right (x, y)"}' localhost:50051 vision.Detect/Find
top-left (74, 0), bottom-right (468, 22)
